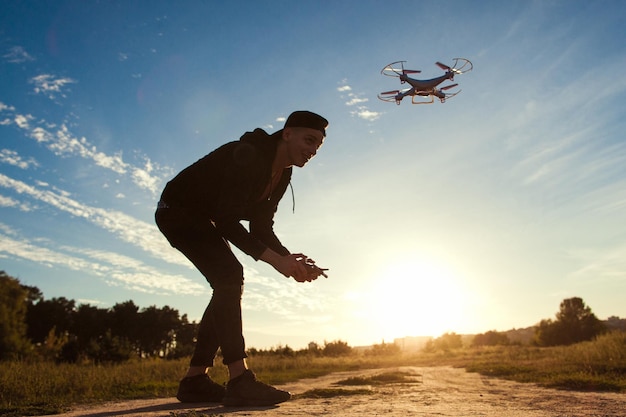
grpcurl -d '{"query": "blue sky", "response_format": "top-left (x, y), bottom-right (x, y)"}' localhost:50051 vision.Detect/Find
top-left (1, 0), bottom-right (625, 349)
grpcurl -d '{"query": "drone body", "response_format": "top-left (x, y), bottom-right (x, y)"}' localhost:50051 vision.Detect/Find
top-left (378, 58), bottom-right (473, 105)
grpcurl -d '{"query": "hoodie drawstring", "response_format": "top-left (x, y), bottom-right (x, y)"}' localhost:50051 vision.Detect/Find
top-left (289, 181), bottom-right (295, 213)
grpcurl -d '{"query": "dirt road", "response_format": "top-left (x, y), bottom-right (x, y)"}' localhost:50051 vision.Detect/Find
top-left (44, 366), bottom-right (625, 417)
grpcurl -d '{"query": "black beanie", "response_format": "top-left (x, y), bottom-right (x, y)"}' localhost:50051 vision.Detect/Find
top-left (284, 110), bottom-right (329, 137)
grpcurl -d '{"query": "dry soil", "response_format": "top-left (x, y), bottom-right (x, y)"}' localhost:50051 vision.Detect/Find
top-left (41, 366), bottom-right (626, 417)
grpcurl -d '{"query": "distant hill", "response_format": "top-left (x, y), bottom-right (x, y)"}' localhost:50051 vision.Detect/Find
top-left (503, 326), bottom-right (536, 345)
top-left (392, 316), bottom-right (625, 350)
top-left (606, 316), bottom-right (626, 332)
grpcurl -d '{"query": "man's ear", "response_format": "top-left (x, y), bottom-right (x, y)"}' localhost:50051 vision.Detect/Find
top-left (282, 127), bottom-right (292, 141)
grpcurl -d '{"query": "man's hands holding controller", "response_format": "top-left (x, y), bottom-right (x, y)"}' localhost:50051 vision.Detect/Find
top-left (261, 249), bottom-right (328, 282)
top-left (292, 254), bottom-right (328, 282)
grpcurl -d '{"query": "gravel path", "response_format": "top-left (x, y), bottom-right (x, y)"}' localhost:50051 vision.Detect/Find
top-left (42, 366), bottom-right (626, 417)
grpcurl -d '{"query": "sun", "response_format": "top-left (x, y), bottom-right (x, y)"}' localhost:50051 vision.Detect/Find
top-left (365, 256), bottom-right (466, 340)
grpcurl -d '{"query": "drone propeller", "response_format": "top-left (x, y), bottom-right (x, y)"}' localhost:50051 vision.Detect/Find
top-left (436, 61), bottom-right (451, 71)
top-left (440, 83), bottom-right (458, 91)
top-left (380, 90), bottom-right (400, 95)
top-left (381, 61), bottom-right (421, 77)
top-left (437, 58), bottom-right (473, 74)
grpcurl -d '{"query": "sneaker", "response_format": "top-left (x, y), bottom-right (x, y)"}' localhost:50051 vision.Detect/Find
top-left (176, 374), bottom-right (226, 403)
top-left (223, 370), bottom-right (292, 406)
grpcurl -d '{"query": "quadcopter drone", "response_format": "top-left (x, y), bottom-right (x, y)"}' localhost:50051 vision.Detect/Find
top-left (378, 58), bottom-right (473, 105)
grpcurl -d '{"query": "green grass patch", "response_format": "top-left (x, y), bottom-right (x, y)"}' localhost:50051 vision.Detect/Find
top-left (169, 411), bottom-right (224, 417)
top-left (295, 387), bottom-right (373, 399)
top-left (336, 370), bottom-right (422, 386)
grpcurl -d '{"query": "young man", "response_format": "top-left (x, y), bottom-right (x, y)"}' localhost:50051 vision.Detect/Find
top-left (155, 111), bottom-right (329, 406)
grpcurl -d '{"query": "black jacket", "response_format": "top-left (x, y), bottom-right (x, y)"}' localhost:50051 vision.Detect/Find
top-left (160, 128), bottom-right (291, 260)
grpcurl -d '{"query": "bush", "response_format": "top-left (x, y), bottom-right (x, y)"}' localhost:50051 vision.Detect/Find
top-left (322, 340), bottom-right (352, 357)
top-left (472, 331), bottom-right (510, 347)
top-left (423, 332), bottom-right (463, 353)
top-left (365, 342), bottom-right (401, 356)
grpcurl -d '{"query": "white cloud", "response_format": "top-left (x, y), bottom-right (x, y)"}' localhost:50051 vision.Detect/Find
top-left (242, 265), bottom-right (328, 322)
top-left (345, 95), bottom-right (368, 106)
top-left (0, 173), bottom-right (182, 265)
top-left (29, 74), bottom-right (77, 100)
top-left (0, 194), bottom-right (20, 209)
top-left (0, 222), bottom-right (19, 236)
top-left (3, 46), bottom-right (35, 64)
top-left (0, 102), bottom-right (16, 112)
top-left (0, 195), bottom-right (17, 206)
top-left (0, 149), bottom-right (39, 169)
top-left (15, 114), bottom-right (33, 129)
top-left (131, 156), bottom-right (169, 194)
top-left (0, 175), bottom-right (328, 313)
top-left (5, 109), bottom-right (169, 195)
top-left (0, 226), bottom-right (204, 294)
top-left (352, 107), bottom-right (381, 121)
top-left (338, 81), bottom-right (380, 122)
top-left (54, 124), bottom-right (129, 174)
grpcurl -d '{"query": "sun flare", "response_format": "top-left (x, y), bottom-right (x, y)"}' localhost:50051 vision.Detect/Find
top-left (366, 256), bottom-right (466, 340)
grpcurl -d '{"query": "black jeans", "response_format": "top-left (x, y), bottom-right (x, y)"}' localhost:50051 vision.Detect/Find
top-left (155, 207), bottom-right (248, 366)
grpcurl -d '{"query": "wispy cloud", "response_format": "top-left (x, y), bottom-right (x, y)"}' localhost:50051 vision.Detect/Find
top-left (345, 96), bottom-right (368, 106)
top-left (242, 265), bottom-right (329, 324)
top-left (0, 168), bottom-right (330, 316)
top-left (29, 74), bottom-right (77, 100)
top-left (0, 149), bottom-right (39, 169)
top-left (0, 105), bottom-right (171, 195)
top-left (337, 81), bottom-right (380, 121)
top-left (0, 194), bottom-right (34, 211)
top-left (0, 224), bottom-right (205, 295)
top-left (351, 107), bottom-right (380, 122)
top-left (506, 62), bottom-right (626, 198)
top-left (14, 114), bottom-right (33, 129)
top-left (3, 46), bottom-right (35, 64)
top-left (0, 102), bottom-right (16, 112)
top-left (0, 174), bottom-right (182, 265)
top-left (567, 244), bottom-right (626, 284)
top-left (0, 179), bottom-right (327, 313)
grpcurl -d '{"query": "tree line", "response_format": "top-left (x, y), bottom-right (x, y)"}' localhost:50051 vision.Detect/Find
top-left (404, 297), bottom-right (621, 352)
top-left (1, 271), bottom-right (358, 363)
top-left (3, 269), bottom-right (622, 361)
top-left (470, 296), bottom-right (619, 348)
top-left (1, 270), bottom-right (200, 362)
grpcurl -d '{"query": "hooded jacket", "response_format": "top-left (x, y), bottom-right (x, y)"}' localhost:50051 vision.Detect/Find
top-left (160, 128), bottom-right (291, 260)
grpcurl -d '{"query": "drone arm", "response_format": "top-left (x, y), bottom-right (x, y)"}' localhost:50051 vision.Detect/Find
top-left (442, 89), bottom-right (461, 101)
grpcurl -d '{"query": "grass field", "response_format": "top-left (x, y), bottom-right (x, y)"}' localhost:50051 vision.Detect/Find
top-left (1, 331), bottom-right (625, 416)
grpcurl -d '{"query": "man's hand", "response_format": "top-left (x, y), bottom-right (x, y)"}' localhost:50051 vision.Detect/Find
top-left (294, 254), bottom-right (328, 282)
top-left (260, 249), bottom-right (308, 281)
top-left (260, 249), bottom-right (328, 282)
